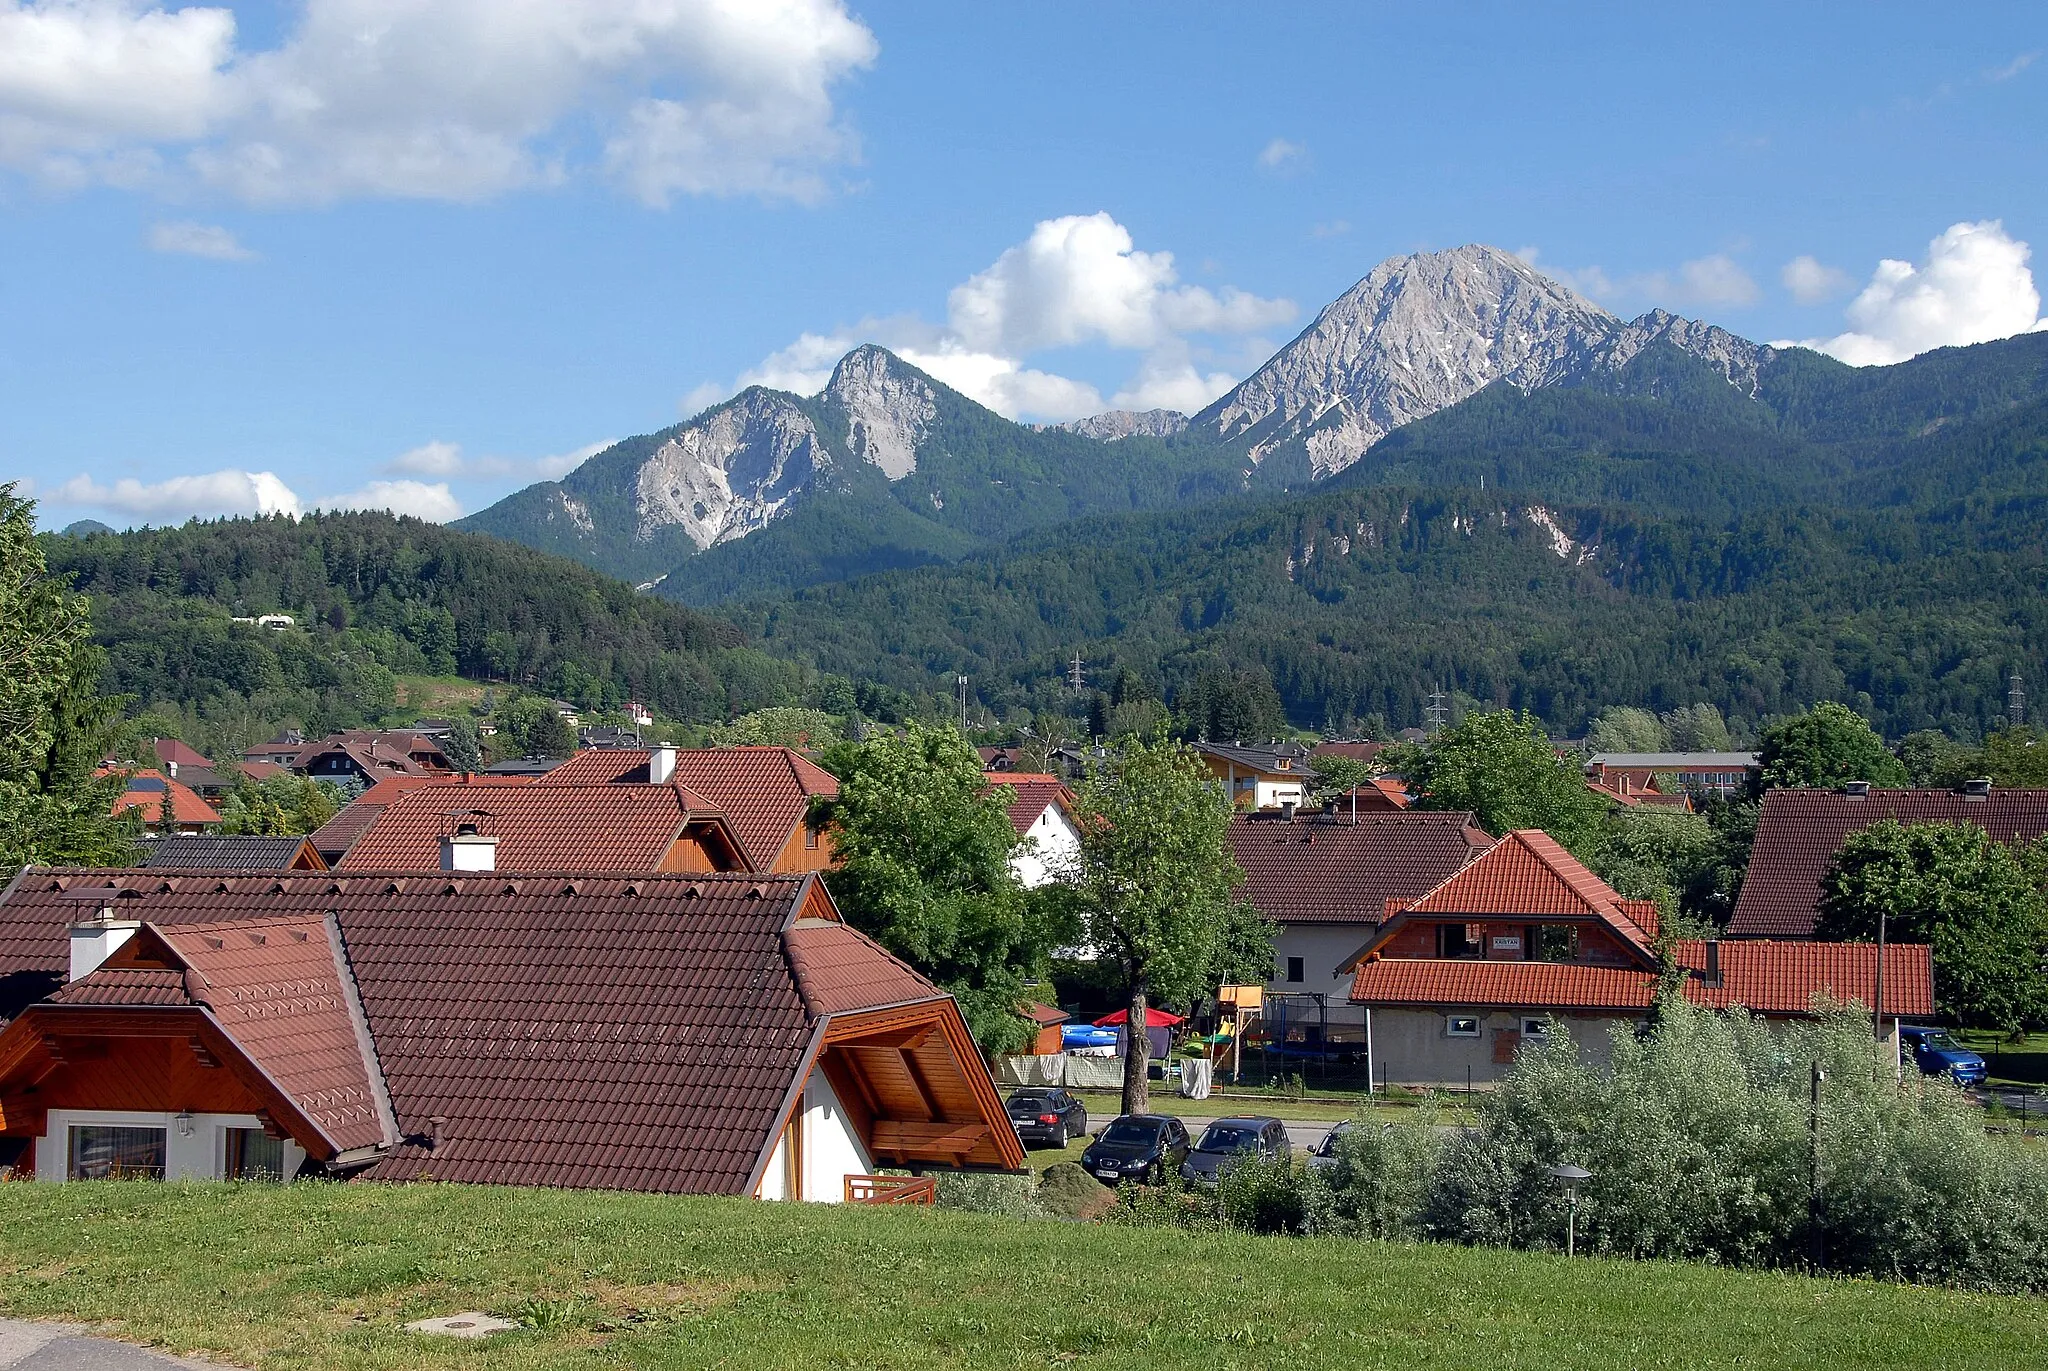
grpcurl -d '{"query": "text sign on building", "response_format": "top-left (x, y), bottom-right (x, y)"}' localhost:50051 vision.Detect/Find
top-left (1491, 935), bottom-right (1522, 953)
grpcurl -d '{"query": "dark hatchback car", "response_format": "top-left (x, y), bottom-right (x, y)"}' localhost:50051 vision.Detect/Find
top-left (1080, 1114), bottom-right (1189, 1185)
top-left (1005, 1088), bottom-right (1090, 1148)
top-left (1901, 1026), bottom-right (1989, 1087)
top-left (1180, 1116), bottom-right (1290, 1184)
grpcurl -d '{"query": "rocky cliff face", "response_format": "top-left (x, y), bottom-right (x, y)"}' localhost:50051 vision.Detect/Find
top-left (1052, 408), bottom-right (1189, 441)
top-left (632, 389), bottom-right (826, 551)
top-left (824, 344), bottom-right (940, 478)
top-left (1194, 245), bottom-right (1775, 477)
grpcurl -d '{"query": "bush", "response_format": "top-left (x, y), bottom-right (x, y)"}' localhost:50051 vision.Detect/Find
top-left (1302, 1120), bottom-right (1442, 1241)
top-left (931, 1171), bottom-right (1042, 1219)
top-left (1036, 1164), bottom-right (1114, 1222)
top-left (1217, 1154), bottom-right (1309, 1235)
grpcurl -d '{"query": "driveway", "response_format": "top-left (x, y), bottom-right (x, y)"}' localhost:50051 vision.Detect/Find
top-left (0, 1321), bottom-right (226, 1370)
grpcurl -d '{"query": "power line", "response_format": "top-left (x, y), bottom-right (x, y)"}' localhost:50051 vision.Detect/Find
top-left (1424, 683), bottom-right (1449, 736)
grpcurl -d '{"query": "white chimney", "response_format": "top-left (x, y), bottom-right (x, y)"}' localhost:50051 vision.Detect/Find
top-left (649, 745), bottom-right (677, 785)
top-left (441, 824), bottom-right (499, 871)
top-left (70, 921), bottom-right (139, 982)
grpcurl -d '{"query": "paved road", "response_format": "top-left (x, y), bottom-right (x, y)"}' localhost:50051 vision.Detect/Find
top-left (0, 1322), bottom-right (225, 1370)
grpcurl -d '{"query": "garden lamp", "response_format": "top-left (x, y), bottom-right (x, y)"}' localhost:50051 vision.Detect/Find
top-left (1548, 1162), bottom-right (1591, 1257)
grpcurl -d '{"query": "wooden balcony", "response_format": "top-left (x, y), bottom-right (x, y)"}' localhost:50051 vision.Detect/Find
top-left (843, 1174), bottom-right (937, 1206)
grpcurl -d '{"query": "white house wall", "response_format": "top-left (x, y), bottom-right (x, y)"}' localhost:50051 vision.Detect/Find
top-left (1269, 924), bottom-right (1376, 992)
top-left (1010, 805), bottom-right (1080, 890)
top-left (757, 1067), bottom-right (871, 1203)
top-left (36, 1109), bottom-right (304, 1183)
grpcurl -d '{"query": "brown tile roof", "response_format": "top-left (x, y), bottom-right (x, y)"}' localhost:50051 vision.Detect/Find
top-left (306, 804), bottom-right (385, 863)
top-left (99, 769), bottom-right (221, 827)
top-left (1022, 1001), bottom-right (1069, 1027)
top-left (0, 869), bottom-right (968, 1194)
top-left (1397, 830), bottom-right (1659, 950)
top-left (296, 731), bottom-right (450, 778)
top-left (1349, 939), bottom-right (1933, 1018)
top-left (49, 965), bottom-right (194, 1006)
top-left (1728, 789), bottom-right (2048, 939)
top-left (336, 780), bottom-right (731, 871)
top-left (135, 835), bottom-right (325, 871)
top-left (151, 739), bottom-right (213, 769)
top-left (984, 774), bottom-right (1075, 836)
top-left (539, 748), bottom-right (838, 870)
top-left (784, 918), bottom-right (943, 1016)
top-left (1226, 811), bottom-right (1490, 927)
top-left (236, 760), bottom-right (288, 782)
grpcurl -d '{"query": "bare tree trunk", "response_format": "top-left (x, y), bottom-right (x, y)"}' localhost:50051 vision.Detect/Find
top-left (1121, 982), bottom-right (1149, 1116)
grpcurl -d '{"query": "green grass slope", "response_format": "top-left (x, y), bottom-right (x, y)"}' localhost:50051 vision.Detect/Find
top-left (0, 1183), bottom-right (2039, 1370)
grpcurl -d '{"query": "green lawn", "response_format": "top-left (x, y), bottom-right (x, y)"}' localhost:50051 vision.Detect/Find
top-left (0, 1183), bottom-right (2042, 1370)
top-left (1958, 1030), bottom-right (2048, 1089)
top-left (1069, 1088), bottom-right (1476, 1126)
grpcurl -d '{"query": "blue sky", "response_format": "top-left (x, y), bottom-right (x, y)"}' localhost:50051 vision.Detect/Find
top-left (3, 1), bottom-right (2044, 528)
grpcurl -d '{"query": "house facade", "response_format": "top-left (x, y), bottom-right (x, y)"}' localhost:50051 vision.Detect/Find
top-left (1584, 751), bottom-right (1759, 799)
top-left (1193, 741), bottom-right (1314, 811)
top-left (987, 773), bottom-right (1081, 889)
top-left (1343, 830), bottom-right (1934, 1086)
top-left (0, 870), bottom-right (1023, 1196)
top-left (537, 746), bottom-right (841, 873)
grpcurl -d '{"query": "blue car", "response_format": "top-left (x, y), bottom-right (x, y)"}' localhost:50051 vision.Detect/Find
top-left (1901, 1027), bottom-right (1988, 1086)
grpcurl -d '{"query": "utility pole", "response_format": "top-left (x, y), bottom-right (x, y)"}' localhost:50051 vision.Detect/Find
top-left (2011, 671), bottom-right (2027, 730)
top-left (1873, 907), bottom-right (1887, 1081)
top-left (1067, 652), bottom-right (1086, 691)
top-left (1424, 684), bottom-right (1449, 736)
top-left (1809, 1062), bottom-right (1826, 1271)
top-left (957, 675), bottom-right (969, 735)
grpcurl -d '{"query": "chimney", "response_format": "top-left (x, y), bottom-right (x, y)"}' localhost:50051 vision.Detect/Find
top-left (1703, 939), bottom-right (1722, 986)
top-left (1280, 799), bottom-right (1298, 821)
top-left (1840, 780), bottom-right (1870, 798)
top-left (441, 822), bottom-right (498, 872)
top-left (1961, 777), bottom-right (1991, 800)
top-left (649, 745), bottom-right (677, 785)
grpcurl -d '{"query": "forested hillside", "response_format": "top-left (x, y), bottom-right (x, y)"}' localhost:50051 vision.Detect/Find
top-left (41, 513), bottom-right (830, 752)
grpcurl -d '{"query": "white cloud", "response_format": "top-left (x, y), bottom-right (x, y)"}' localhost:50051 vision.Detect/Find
top-left (314, 478), bottom-right (461, 521)
top-left (688, 213), bottom-right (1294, 423)
top-left (1257, 137), bottom-right (1304, 171)
top-left (1790, 220), bottom-right (2048, 366)
top-left (1781, 254), bottom-right (1853, 305)
top-left (0, 0), bottom-right (877, 206)
top-left (1672, 254), bottom-right (1760, 306)
top-left (1310, 220), bottom-right (1351, 239)
top-left (1987, 51), bottom-right (2038, 82)
top-left (1542, 251), bottom-right (1759, 309)
top-left (384, 437), bottom-right (612, 481)
top-left (147, 219), bottom-right (253, 260)
top-left (46, 467), bottom-right (303, 520)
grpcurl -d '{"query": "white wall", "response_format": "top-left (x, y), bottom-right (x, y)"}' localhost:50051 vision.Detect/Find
top-left (757, 1068), bottom-right (872, 1203)
top-left (1010, 804), bottom-right (1080, 890)
top-left (1269, 923), bottom-right (1376, 991)
top-left (37, 1109), bottom-right (304, 1182)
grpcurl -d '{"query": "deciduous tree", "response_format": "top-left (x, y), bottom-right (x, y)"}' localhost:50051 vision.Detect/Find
top-left (1393, 710), bottom-right (1611, 856)
top-left (1757, 702), bottom-right (1907, 791)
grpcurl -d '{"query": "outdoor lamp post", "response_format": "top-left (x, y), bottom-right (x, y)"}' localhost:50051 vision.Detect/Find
top-left (1548, 1163), bottom-right (1591, 1257)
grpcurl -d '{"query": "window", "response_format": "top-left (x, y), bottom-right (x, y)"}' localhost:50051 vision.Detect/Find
top-left (1521, 1018), bottom-right (1553, 1040)
top-left (803, 824), bottom-right (819, 851)
top-left (1438, 924), bottom-right (1480, 958)
top-left (1535, 925), bottom-right (1579, 963)
top-left (1446, 1015), bottom-right (1481, 1038)
top-left (1285, 956), bottom-right (1304, 983)
top-left (69, 1125), bottom-right (166, 1181)
top-left (225, 1128), bottom-right (285, 1181)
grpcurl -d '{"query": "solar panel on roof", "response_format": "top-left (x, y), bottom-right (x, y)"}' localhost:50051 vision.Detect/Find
top-left (128, 777), bottom-right (169, 792)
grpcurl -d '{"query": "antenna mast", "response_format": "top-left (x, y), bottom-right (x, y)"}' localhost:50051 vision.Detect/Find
top-left (1424, 683), bottom-right (1449, 736)
top-left (2011, 671), bottom-right (2027, 730)
top-left (1067, 652), bottom-right (1086, 691)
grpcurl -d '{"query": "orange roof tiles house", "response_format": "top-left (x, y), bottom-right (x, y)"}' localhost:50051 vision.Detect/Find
top-left (538, 746), bottom-right (840, 872)
top-left (1338, 829), bottom-right (1933, 1087)
top-left (100, 769), bottom-right (221, 833)
top-left (983, 773), bottom-right (1080, 889)
top-left (0, 869), bottom-right (1023, 1197)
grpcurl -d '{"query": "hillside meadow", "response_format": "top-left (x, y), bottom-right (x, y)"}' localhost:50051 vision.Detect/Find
top-left (0, 1182), bottom-right (2042, 1370)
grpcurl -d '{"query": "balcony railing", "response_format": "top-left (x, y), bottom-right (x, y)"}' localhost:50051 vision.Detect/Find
top-left (843, 1174), bottom-right (937, 1205)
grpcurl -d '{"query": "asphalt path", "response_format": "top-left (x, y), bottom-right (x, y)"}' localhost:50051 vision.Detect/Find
top-left (0, 1322), bottom-right (224, 1371)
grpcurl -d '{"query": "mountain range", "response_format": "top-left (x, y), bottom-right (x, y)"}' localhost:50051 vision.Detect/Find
top-left (456, 245), bottom-right (1798, 602)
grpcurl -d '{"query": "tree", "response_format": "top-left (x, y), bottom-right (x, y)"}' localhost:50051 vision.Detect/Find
top-left (1586, 807), bottom-right (1721, 933)
top-left (1818, 820), bottom-right (2048, 1032)
top-left (1974, 727), bottom-right (2048, 787)
top-left (1062, 737), bottom-right (1260, 1114)
top-left (440, 717), bottom-right (483, 773)
top-left (816, 722), bottom-right (1043, 1055)
top-left (1757, 702), bottom-right (1907, 791)
top-left (1587, 706), bottom-right (1668, 753)
top-left (495, 696), bottom-right (577, 758)
top-left (1309, 753), bottom-right (1378, 805)
top-left (1662, 703), bottom-right (1733, 752)
top-left (1393, 709), bottom-right (1611, 856)
top-left (0, 484), bottom-right (137, 872)
top-left (1897, 729), bottom-right (1973, 787)
top-left (216, 774), bottom-right (345, 836)
top-left (714, 706), bottom-right (842, 751)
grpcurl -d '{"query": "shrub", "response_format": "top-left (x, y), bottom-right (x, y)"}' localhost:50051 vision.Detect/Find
top-left (1217, 1155), bottom-right (1309, 1235)
top-left (1036, 1163), bottom-right (1115, 1222)
top-left (931, 1171), bottom-right (1042, 1219)
top-left (1302, 1120), bottom-right (1442, 1241)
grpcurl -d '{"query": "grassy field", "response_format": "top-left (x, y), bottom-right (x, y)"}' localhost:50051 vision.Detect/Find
top-left (1959, 1030), bottom-right (2048, 1089)
top-left (0, 1183), bottom-right (2043, 1370)
top-left (1067, 1088), bottom-right (1477, 1126)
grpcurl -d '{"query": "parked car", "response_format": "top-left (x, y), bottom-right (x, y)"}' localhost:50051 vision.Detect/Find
top-left (1901, 1026), bottom-right (1988, 1086)
top-left (1005, 1088), bottom-right (1089, 1148)
top-left (1307, 1119), bottom-right (1360, 1170)
top-left (1079, 1114), bottom-right (1189, 1185)
top-left (1180, 1115), bottom-right (1290, 1184)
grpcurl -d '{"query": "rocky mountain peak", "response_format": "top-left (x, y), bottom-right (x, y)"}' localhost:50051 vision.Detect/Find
top-left (633, 388), bottom-right (823, 551)
top-left (1053, 408), bottom-right (1190, 442)
top-left (824, 344), bottom-right (939, 479)
top-left (1196, 244), bottom-right (1622, 477)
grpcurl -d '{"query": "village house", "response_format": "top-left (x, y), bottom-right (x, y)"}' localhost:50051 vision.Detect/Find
top-left (135, 835), bottom-right (327, 872)
top-left (1192, 740), bottom-right (1314, 810)
top-left (986, 773), bottom-right (1082, 888)
top-left (291, 731), bottom-right (455, 785)
top-left (0, 870), bottom-right (1023, 1197)
top-left (1342, 830), bottom-right (1933, 1086)
top-left (538, 746), bottom-right (840, 873)
top-left (1583, 751), bottom-right (1759, 800)
top-left (1727, 783), bottom-right (2048, 939)
top-left (1228, 808), bottom-right (1491, 994)
top-left (306, 774), bottom-right (534, 867)
top-left (101, 769), bottom-right (220, 834)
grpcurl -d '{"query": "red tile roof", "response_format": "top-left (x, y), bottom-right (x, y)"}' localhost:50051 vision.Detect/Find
top-left (1396, 829), bottom-right (1658, 950)
top-left (49, 965), bottom-right (193, 1006)
top-left (0, 869), bottom-right (966, 1194)
top-left (539, 748), bottom-right (838, 870)
top-left (151, 738), bottom-right (213, 769)
top-left (100, 769), bottom-right (222, 827)
top-left (1022, 1001), bottom-right (1069, 1027)
top-left (1227, 811), bottom-right (1491, 926)
top-left (1349, 938), bottom-right (1933, 1018)
top-left (337, 779), bottom-right (732, 871)
top-left (1729, 789), bottom-right (2048, 939)
top-left (985, 773), bottom-right (1076, 836)
top-left (236, 760), bottom-right (288, 782)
